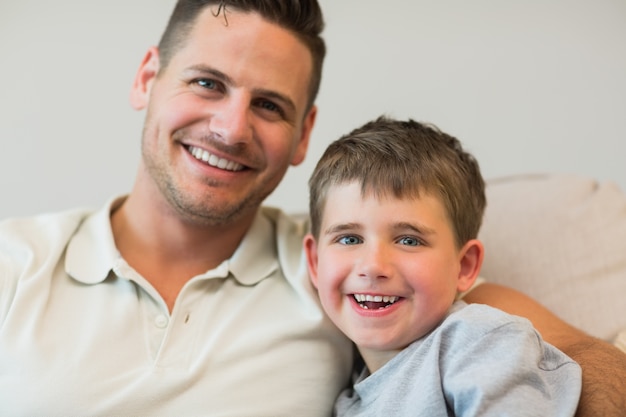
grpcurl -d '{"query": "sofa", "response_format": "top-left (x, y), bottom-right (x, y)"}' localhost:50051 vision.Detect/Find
top-left (477, 173), bottom-right (626, 352)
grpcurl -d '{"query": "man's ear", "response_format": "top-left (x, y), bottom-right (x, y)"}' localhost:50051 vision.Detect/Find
top-left (130, 46), bottom-right (160, 110)
top-left (290, 105), bottom-right (317, 166)
top-left (456, 239), bottom-right (484, 293)
top-left (303, 233), bottom-right (320, 289)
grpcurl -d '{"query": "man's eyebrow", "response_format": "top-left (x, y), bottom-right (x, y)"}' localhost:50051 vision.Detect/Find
top-left (184, 64), bottom-right (297, 114)
top-left (185, 64), bottom-right (233, 85)
top-left (254, 88), bottom-right (296, 115)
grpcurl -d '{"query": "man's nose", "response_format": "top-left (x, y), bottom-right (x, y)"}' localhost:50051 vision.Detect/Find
top-left (208, 95), bottom-right (253, 145)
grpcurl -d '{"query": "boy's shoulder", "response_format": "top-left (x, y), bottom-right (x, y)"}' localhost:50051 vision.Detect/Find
top-left (441, 301), bottom-right (536, 340)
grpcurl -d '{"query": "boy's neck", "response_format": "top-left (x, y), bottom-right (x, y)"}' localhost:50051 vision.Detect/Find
top-left (357, 347), bottom-right (403, 374)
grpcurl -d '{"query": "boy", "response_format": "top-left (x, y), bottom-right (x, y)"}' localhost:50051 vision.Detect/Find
top-left (304, 116), bottom-right (582, 416)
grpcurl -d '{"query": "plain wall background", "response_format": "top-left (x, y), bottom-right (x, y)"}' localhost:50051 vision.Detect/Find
top-left (1, 0), bottom-right (625, 219)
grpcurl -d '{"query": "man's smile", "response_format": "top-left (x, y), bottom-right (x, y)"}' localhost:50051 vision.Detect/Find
top-left (188, 145), bottom-right (245, 172)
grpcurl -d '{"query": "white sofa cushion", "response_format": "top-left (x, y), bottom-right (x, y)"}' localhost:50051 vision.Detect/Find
top-left (478, 173), bottom-right (626, 347)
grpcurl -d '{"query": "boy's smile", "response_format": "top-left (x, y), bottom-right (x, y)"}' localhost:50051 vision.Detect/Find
top-left (352, 293), bottom-right (400, 310)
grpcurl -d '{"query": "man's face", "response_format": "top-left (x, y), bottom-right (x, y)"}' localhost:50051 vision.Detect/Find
top-left (131, 8), bottom-right (316, 226)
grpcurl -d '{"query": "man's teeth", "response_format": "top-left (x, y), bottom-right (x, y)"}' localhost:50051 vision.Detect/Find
top-left (353, 294), bottom-right (399, 310)
top-left (188, 146), bottom-right (244, 172)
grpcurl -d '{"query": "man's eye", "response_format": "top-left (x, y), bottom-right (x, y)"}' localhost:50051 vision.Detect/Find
top-left (196, 79), bottom-right (217, 90)
top-left (398, 236), bottom-right (421, 246)
top-left (258, 100), bottom-right (281, 113)
top-left (338, 235), bottom-right (362, 245)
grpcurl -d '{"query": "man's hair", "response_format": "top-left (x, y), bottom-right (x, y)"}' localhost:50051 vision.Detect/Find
top-left (157, 0), bottom-right (326, 110)
top-left (308, 116), bottom-right (486, 248)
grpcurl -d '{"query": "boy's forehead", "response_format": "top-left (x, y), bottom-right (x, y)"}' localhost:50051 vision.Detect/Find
top-left (322, 182), bottom-right (449, 219)
top-left (322, 182), bottom-right (454, 232)
top-left (325, 181), bottom-right (429, 202)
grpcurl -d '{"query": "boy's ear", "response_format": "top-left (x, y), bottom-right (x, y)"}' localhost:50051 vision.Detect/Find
top-left (303, 234), bottom-right (320, 289)
top-left (130, 46), bottom-right (160, 110)
top-left (456, 239), bottom-right (484, 293)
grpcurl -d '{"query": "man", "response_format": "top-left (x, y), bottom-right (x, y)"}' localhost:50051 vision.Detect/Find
top-left (0, 2), bottom-right (350, 416)
top-left (0, 1), bottom-right (623, 416)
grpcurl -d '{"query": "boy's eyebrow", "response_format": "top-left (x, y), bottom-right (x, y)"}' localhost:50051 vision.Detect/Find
top-left (323, 221), bottom-right (436, 236)
top-left (183, 64), bottom-right (297, 114)
top-left (393, 221), bottom-right (436, 236)
top-left (323, 222), bottom-right (362, 236)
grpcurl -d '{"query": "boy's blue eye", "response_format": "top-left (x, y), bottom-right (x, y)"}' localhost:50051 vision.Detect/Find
top-left (338, 235), bottom-right (362, 245)
top-left (398, 236), bottom-right (420, 246)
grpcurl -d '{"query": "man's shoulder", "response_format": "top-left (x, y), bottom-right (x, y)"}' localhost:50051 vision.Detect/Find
top-left (260, 206), bottom-right (309, 250)
top-left (260, 207), bottom-right (309, 233)
top-left (259, 206), bottom-right (311, 285)
top-left (0, 207), bottom-right (95, 257)
top-left (0, 207), bottom-right (93, 234)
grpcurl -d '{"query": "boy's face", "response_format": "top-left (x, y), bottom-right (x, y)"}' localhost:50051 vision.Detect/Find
top-left (304, 182), bottom-right (481, 357)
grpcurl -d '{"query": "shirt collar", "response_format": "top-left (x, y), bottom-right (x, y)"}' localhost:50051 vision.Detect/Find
top-left (65, 196), bottom-right (125, 284)
top-left (65, 197), bottom-right (279, 286)
top-left (227, 208), bottom-right (279, 285)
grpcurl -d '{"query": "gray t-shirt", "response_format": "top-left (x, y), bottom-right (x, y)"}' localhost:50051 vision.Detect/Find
top-left (335, 301), bottom-right (581, 417)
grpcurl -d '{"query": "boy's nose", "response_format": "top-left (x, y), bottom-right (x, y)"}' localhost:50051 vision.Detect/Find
top-left (358, 244), bottom-right (393, 280)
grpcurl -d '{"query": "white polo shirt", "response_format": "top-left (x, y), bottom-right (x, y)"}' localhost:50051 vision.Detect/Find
top-left (0, 198), bottom-right (353, 417)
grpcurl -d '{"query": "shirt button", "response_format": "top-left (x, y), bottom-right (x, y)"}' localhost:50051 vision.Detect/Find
top-left (155, 315), bottom-right (169, 329)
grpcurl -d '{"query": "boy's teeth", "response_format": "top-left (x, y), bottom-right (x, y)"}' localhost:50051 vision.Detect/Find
top-left (353, 294), bottom-right (399, 309)
top-left (189, 146), bottom-right (244, 172)
top-left (354, 294), bottom-right (398, 303)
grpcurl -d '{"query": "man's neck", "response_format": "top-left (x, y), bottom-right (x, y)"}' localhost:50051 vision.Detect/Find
top-left (110, 191), bottom-right (256, 312)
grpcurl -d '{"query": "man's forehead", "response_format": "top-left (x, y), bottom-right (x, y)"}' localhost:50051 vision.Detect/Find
top-left (187, 7), bottom-right (306, 57)
top-left (177, 8), bottom-right (313, 107)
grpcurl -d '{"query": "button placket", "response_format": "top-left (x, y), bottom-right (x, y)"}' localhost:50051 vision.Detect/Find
top-left (154, 314), bottom-right (169, 329)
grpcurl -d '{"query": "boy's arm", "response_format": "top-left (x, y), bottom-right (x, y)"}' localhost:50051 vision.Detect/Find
top-left (463, 283), bottom-right (626, 417)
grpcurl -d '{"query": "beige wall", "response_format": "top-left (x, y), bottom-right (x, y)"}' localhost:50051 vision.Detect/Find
top-left (1, 0), bottom-right (625, 218)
